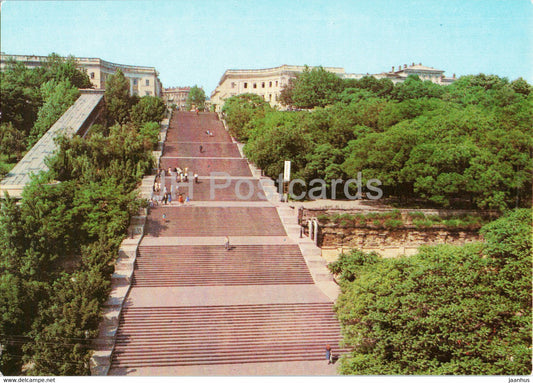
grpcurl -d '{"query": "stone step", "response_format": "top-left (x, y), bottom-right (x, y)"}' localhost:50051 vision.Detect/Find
top-left (111, 302), bottom-right (346, 368)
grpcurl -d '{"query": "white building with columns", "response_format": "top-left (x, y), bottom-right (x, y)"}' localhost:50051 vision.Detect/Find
top-left (210, 63), bottom-right (455, 111)
top-left (0, 53), bottom-right (163, 97)
top-left (210, 65), bottom-right (346, 112)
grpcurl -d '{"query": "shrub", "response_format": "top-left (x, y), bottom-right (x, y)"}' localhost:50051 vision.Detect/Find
top-left (384, 219), bottom-right (403, 229)
top-left (408, 211), bottom-right (425, 219)
top-left (413, 218), bottom-right (433, 229)
top-left (316, 213), bottom-right (330, 223)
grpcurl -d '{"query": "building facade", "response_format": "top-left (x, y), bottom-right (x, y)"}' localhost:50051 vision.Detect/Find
top-left (343, 63), bottom-right (456, 85)
top-left (210, 65), bottom-right (346, 112)
top-left (162, 86), bottom-right (191, 109)
top-left (211, 63), bottom-right (455, 111)
top-left (0, 53), bottom-right (163, 97)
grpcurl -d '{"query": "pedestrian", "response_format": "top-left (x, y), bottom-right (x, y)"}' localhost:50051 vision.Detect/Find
top-left (185, 195), bottom-right (190, 203)
top-left (178, 194), bottom-right (184, 204)
top-left (224, 236), bottom-right (230, 250)
top-left (199, 145), bottom-right (203, 153)
top-left (194, 173), bottom-right (199, 184)
top-left (326, 345), bottom-right (333, 364)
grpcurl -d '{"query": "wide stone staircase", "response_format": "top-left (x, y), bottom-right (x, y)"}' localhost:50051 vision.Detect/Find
top-left (111, 302), bottom-right (342, 368)
top-left (108, 112), bottom-right (345, 375)
top-left (132, 244), bottom-right (314, 287)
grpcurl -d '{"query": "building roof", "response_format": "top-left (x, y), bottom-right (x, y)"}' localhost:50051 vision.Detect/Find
top-left (216, 65), bottom-right (346, 86)
top-left (0, 53), bottom-right (159, 75)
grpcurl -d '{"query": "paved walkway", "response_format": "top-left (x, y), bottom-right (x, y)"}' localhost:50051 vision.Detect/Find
top-left (111, 360), bottom-right (338, 376)
top-left (140, 236), bottom-right (296, 246)
top-left (125, 284), bottom-right (332, 307)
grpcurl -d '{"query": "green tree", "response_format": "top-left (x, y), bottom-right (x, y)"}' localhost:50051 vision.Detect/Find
top-left (222, 93), bottom-right (272, 141)
top-left (185, 85), bottom-right (206, 111)
top-left (139, 121), bottom-right (161, 148)
top-left (510, 77), bottom-right (532, 96)
top-left (344, 76), bottom-right (394, 98)
top-left (0, 60), bottom-right (43, 137)
top-left (331, 209), bottom-right (532, 375)
top-left (0, 122), bottom-right (26, 176)
top-left (0, 60), bottom-right (155, 374)
top-left (243, 111), bottom-right (309, 178)
top-left (391, 75), bottom-right (445, 101)
top-left (279, 77), bottom-right (296, 106)
top-left (288, 66), bottom-right (344, 108)
top-left (131, 96), bottom-right (166, 127)
top-left (105, 69), bottom-right (132, 125)
top-left (24, 270), bottom-right (106, 375)
top-left (40, 53), bottom-right (92, 89)
top-left (29, 79), bottom-right (80, 146)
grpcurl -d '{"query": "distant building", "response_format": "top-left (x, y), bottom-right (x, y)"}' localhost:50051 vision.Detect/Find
top-left (163, 87), bottom-right (191, 110)
top-left (210, 65), bottom-right (346, 112)
top-left (343, 62), bottom-right (456, 85)
top-left (211, 63), bottom-right (455, 111)
top-left (0, 53), bottom-right (163, 97)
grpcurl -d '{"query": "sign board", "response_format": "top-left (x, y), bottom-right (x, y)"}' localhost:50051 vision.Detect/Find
top-left (283, 161), bottom-right (291, 182)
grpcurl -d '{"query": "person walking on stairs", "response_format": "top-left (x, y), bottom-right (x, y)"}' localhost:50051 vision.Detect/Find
top-left (326, 345), bottom-right (333, 364)
top-left (224, 236), bottom-right (230, 250)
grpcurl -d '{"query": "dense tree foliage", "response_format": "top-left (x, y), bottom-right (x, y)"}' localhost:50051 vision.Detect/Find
top-left (185, 85), bottom-right (206, 111)
top-left (104, 69), bottom-right (135, 125)
top-left (329, 209), bottom-right (532, 375)
top-left (0, 65), bottom-right (165, 374)
top-left (29, 80), bottom-right (80, 146)
top-left (0, 54), bottom-right (92, 177)
top-left (131, 96), bottom-right (166, 127)
top-left (222, 93), bottom-right (272, 141)
top-left (39, 54), bottom-right (93, 89)
top-left (225, 71), bottom-right (532, 210)
top-left (280, 66), bottom-right (344, 108)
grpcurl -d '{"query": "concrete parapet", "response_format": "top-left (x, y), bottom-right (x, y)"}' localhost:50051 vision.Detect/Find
top-left (302, 253), bottom-right (327, 265)
top-left (309, 269), bottom-right (334, 282)
top-left (299, 243), bottom-right (322, 256)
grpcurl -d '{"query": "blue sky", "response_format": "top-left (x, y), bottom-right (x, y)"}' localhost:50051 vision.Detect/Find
top-left (1, 0), bottom-right (532, 95)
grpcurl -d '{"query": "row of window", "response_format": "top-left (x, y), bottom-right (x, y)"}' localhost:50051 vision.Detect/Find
top-left (132, 91), bottom-right (153, 96)
top-left (231, 80), bottom-right (279, 89)
top-left (229, 93), bottom-right (280, 102)
top-left (89, 72), bottom-right (150, 86)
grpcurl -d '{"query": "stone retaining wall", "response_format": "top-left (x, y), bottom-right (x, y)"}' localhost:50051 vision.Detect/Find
top-left (299, 207), bottom-right (486, 259)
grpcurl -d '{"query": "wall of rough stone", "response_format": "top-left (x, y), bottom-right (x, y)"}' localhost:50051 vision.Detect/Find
top-left (319, 225), bottom-right (482, 258)
top-left (297, 207), bottom-right (487, 259)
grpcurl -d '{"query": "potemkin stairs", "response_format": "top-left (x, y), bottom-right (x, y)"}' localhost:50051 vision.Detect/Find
top-left (105, 111), bottom-right (347, 376)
